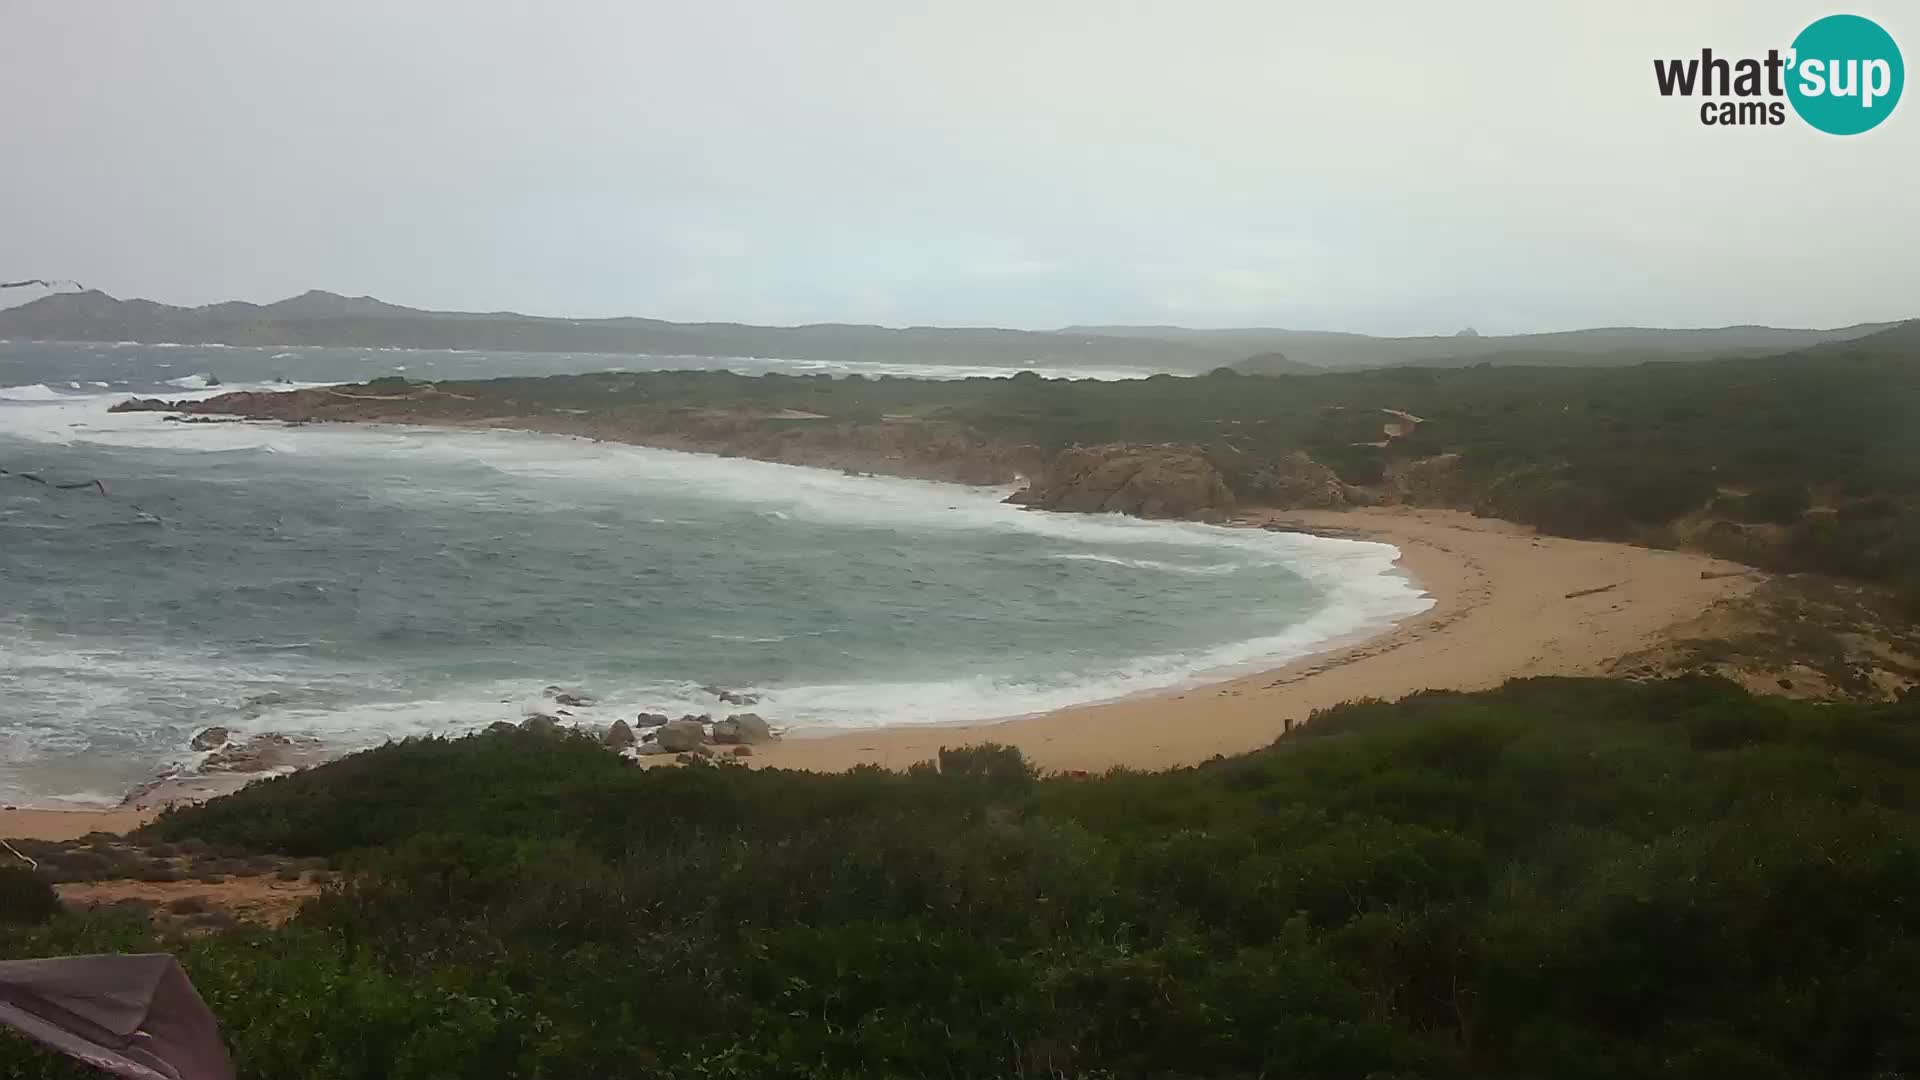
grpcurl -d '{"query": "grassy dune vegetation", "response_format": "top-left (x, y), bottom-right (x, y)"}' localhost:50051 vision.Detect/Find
top-left (4, 678), bottom-right (1918, 1078)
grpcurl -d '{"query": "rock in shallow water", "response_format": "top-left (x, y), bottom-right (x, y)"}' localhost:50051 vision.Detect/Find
top-left (199, 733), bottom-right (321, 774)
top-left (189, 726), bottom-right (230, 751)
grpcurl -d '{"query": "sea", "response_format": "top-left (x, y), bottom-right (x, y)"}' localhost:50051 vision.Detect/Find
top-left (0, 341), bottom-right (1432, 807)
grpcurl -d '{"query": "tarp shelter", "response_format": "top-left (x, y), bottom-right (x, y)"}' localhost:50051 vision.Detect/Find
top-left (0, 954), bottom-right (233, 1080)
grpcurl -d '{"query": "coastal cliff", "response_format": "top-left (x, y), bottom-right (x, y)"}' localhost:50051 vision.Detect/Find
top-left (1004, 444), bottom-right (1235, 518)
top-left (1004, 444), bottom-right (1362, 519)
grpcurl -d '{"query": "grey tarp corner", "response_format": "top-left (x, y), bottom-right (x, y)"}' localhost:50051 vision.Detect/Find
top-left (0, 954), bottom-right (234, 1080)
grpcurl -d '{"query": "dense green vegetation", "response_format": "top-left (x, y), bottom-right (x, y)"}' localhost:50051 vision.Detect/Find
top-left (5, 677), bottom-right (1918, 1078)
top-left (252, 322), bottom-right (1920, 587)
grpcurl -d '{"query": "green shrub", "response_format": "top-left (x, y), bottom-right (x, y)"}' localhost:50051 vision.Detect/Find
top-left (1733, 484), bottom-right (1813, 525)
top-left (0, 867), bottom-right (60, 924)
top-left (936, 742), bottom-right (1035, 787)
top-left (5, 679), bottom-right (1890, 1078)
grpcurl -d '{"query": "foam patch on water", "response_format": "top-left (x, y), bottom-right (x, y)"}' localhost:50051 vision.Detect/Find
top-left (0, 381), bottom-right (334, 450)
top-left (0, 383), bottom-right (68, 401)
top-left (1051, 552), bottom-right (1243, 575)
top-left (171, 542), bottom-right (1425, 741)
top-left (1, 386), bottom-right (1432, 805)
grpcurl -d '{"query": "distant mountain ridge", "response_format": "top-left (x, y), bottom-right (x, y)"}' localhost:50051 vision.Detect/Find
top-left (0, 289), bottom-right (1258, 371)
top-left (0, 289), bottom-right (1897, 371)
top-left (1063, 321), bottom-right (1902, 369)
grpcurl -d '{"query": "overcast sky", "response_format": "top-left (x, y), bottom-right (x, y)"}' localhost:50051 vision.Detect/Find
top-left (1, 1), bottom-right (1914, 333)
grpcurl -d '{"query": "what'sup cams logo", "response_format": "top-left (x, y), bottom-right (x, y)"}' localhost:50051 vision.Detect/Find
top-left (1655, 13), bottom-right (1903, 133)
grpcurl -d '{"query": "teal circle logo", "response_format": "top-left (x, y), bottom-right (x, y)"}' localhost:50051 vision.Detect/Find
top-left (1787, 14), bottom-right (1903, 134)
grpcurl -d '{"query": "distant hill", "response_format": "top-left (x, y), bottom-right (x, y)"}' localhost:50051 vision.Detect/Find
top-left (0, 289), bottom-right (1273, 373)
top-left (1230, 351), bottom-right (1302, 375)
top-left (1064, 322), bottom-right (1898, 369)
top-left (0, 288), bottom-right (1897, 373)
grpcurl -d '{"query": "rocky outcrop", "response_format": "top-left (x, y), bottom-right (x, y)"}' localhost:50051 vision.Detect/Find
top-left (634, 712), bottom-right (670, 728)
top-left (710, 713), bottom-right (774, 745)
top-left (603, 719), bottom-right (636, 749)
top-left (1010, 443), bottom-right (1382, 516)
top-left (519, 714), bottom-right (560, 734)
top-left (189, 726), bottom-right (230, 751)
top-left (484, 720), bottom-right (519, 735)
top-left (1230, 351), bottom-right (1306, 375)
top-left (1008, 445), bottom-right (1235, 519)
top-left (112, 390), bottom-right (326, 422)
top-left (654, 720), bottom-right (706, 753)
top-left (200, 733), bottom-right (322, 774)
top-left (1237, 451), bottom-right (1353, 509)
top-left (1385, 452), bottom-right (1468, 505)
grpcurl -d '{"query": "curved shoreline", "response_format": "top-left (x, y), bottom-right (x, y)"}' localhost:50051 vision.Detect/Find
top-left (730, 506), bottom-right (1759, 773)
top-left (1, 505), bottom-right (1758, 840)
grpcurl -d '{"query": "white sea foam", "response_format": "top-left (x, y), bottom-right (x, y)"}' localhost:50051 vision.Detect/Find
top-left (225, 542), bottom-right (1425, 741)
top-left (1, 390), bottom-right (1425, 612)
top-left (1051, 552), bottom-right (1244, 576)
top-left (0, 383), bottom-right (68, 401)
top-left (0, 381), bottom-right (333, 450)
top-left (1, 384), bottom-right (1432, 804)
top-left (32, 790), bottom-right (131, 810)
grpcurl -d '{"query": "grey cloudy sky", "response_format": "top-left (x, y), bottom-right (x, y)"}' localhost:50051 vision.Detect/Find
top-left (1, 1), bottom-right (1914, 333)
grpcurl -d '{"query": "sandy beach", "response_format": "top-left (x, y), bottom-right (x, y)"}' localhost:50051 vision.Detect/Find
top-left (0, 506), bottom-right (1759, 840)
top-left (0, 774), bottom-right (256, 842)
top-left (733, 507), bottom-right (1759, 773)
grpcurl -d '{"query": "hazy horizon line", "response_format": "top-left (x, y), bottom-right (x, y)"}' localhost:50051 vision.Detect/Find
top-left (9, 285), bottom-right (1908, 341)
